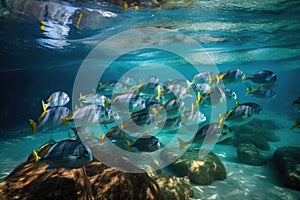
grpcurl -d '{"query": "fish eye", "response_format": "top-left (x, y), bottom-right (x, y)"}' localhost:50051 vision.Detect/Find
top-left (247, 114), bottom-right (251, 117)
top-left (84, 150), bottom-right (89, 155)
top-left (222, 132), bottom-right (227, 135)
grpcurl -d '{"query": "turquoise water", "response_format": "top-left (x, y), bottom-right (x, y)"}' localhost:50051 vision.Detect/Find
top-left (1, 0), bottom-right (300, 198)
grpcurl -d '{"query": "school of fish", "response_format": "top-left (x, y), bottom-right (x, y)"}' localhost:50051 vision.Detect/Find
top-left (28, 68), bottom-right (279, 170)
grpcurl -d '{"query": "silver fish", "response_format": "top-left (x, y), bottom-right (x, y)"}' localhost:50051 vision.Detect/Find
top-left (201, 87), bottom-right (227, 106)
top-left (239, 102), bottom-right (263, 114)
top-left (192, 72), bottom-right (213, 84)
top-left (224, 105), bottom-right (254, 126)
top-left (111, 93), bottom-right (146, 113)
top-left (79, 93), bottom-right (110, 107)
top-left (32, 138), bottom-right (93, 170)
top-left (139, 75), bottom-right (159, 85)
top-left (97, 81), bottom-right (125, 96)
top-left (29, 106), bottom-right (71, 133)
top-left (44, 91), bottom-right (70, 109)
top-left (247, 70), bottom-right (277, 86)
top-left (121, 76), bottom-right (137, 86)
top-left (221, 68), bottom-right (246, 84)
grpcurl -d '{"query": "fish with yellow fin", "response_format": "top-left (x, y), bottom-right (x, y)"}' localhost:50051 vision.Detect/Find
top-left (224, 105), bottom-right (254, 126)
top-left (127, 136), bottom-right (160, 152)
top-left (43, 91), bottom-right (70, 109)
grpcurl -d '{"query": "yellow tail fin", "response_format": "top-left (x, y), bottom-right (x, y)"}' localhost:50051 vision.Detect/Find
top-left (29, 119), bottom-right (37, 134)
top-left (178, 137), bottom-right (186, 150)
top-left (61, 116), bottom-right (68, 125)
top-left (100, 132), bottom-right (106, 143)
top-left (195, 92), bottom-right (201, 105)
top-left (32, 150), bottom-right (39, 170)
top-left (235, 100), bottom-right (239, 107)
top-left (126, 140), bottom-right (131, 151)
top-left (243, 74), bottom-right (247, 82)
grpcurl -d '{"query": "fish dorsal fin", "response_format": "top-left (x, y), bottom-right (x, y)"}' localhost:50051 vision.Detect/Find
top-left (218, 113), bottom-right (224, 128)
top-left (75, 12), bottom-right (83, 29)
top-left (99, 82), bottom-right (103, 89)
top-left (235, 100), bottom-right (239, 107)
top-left (290, 118), bottom-right (300, 131)
top-left (47, 95), bottom-right (52, 103)
top-left (178, 137), bottom-right (186, 150)
top-left (124, 86), bottom-right (128, 93)
top-left (225, 110), bottom-right (233, 119)
top-left (32, 150), bottom-right (39, 170)
top-left (100, 132), bottom-right (106, 143)
top-left (74, 105), bottom-right (79, 111)
top-left (220, 72), bottom-right (227, 79)
top-left (37, 102), bottom-right (47, 123)
top-left (156, 87), bottom-right (161, 100)
top-left (186, 80), bottom-right (191, 88)
top-left (79, 93), bottom-right (83, 100)
top-left (38, 143), bottom-right (56, 158)
top-left (80, 102), bottom-right (83, 108)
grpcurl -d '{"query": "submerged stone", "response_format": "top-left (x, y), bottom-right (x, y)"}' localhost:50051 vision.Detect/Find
top-left (233, 133), bottom-right (270, 150)
top-left (237, 142), bottom-right (268, 166)
top-left (153, 174), bottom-right (193, 200)
top-left (273, 146), bottom-right (300, 191)
top-left (0, 158), bottom-right (164, 200)
top-left (161, 148), bottom-right (226, 185)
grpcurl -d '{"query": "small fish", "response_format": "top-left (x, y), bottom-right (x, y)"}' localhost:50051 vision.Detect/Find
top-left (158, 116), bottom-right (182, 131)
top-left (191, 83), bottom-right (211, 96)
top-left (61, 104), bottom-right (110, 127)
top-left (238, 102), bottom-right (263, 114)
top-left (220, 68), bottom-right (246, 84)
top-left (163, 84), bottom-right (189, 100)
top-left (100, 125), bottom-right (132, 143)
top-left (32, 138), bottom-right (93, 170)
top-left (79, 93), bottom-right (110, 108)
top-left (127, 136), bottom-right (161, 152)
top-left (139, 75), bottom-right (159, 85)
top-left (121, 76), bottom-right (137, 86)
top-left (154, 98), bottom-right (184, 119)
top-left (246, 87), bottom-right (276, 99)
top-left (201, 87), bottom-right (227, 106)
top-left (192, 72), bottom-right (213, 84)
top-left (178, 123), bottom-right (233, 150)
top-left (44, 91), bottom-right (70, 109)
top-left (96, 81), bottom-right (125, 96)
top-left (224, 105), bottom-right (254, 126)
top-left (220, 87), bottom-right (237, 101)
top-left (181, 104), bottom-right (206, 126)
top-left (29, 106), bottom-right (71, 134)
top-left (290, 118), bottom-right (300, 131)
top-left (292, 97), bottom-right (300, 113)
top-left (247, 70), bottom-right (277, 86)
top-left (111, 93), bottom-right (147, 113)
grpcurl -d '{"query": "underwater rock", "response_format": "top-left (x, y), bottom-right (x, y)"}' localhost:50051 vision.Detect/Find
top-left (153, 174), bottom-right (193, 200)
top-left (161, 0), bottom-right (197, 9)
top-left (237, 142), bottom-right (268, 166)
top-left (273, 146), bottom-right (300, 191)
top-left (0, 158), bottom-right (164, 200)
top-left (161, 148), bottom-right (226, 185)
top-left (233, 133), bottom-right (270, 150)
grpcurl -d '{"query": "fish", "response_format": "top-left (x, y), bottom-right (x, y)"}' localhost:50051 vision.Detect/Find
top-left (158, 116), bottom-right (182, 131)
top-left (43, 91), bottom-right (70, 109)
top-left (127, 136), bottom-right (161, 152)
top-left (32, 138), bottom-right (93, 170)
top-left (79, 93), bottom-right (110, 108)
top-left (154, 98), bottom-right (184, 119)
top-left (139, 75), bottom-right (160, 85)
top-left (178, 123), bottom-right (233, 150)
top-left (192, 72), bottom-right (213, 84)
top-left (292, 97), bottom-right (300, 112)
top-left (220, 87), bottom-right (237, 101)
top-left (29, 106), bottom-right (72, 134)
top-left (238, 102), bottom-right (263, 114)
top-left (136, 83), bottom-right (165, 99)
top-left (121, 76), bottom-right (137, 86)
top-left (163, 79), bottom-right (191, 87)
top-left (219, 68), bottom-right (246, 84)
top-left (191, 83), bottom-right (211, 96)
top-left (201, 87), bottom-right (227, 106)
top-left (61, 104), bottom-right (110, 127)
top-left (290, 118), bottom-right (300, 131)
top-left (162, 83), bottom-right (190, 100)
top-left (181, 103), bottom-right (206, 126)
top-left (224, 105), bottom-right (255, 126)
top-left (111, 93), bottom-right (147, 113)
top-left (96, 81), bottom-right (125, 96)
top-left (247, 70), bottom-right (278, 86)
top-left (246, 86), bottom-right (276, 99)
top-left (100, 125), bottom-right (132, 143)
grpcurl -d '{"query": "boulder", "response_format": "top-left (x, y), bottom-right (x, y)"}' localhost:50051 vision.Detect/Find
top-left (161, 148), bottom-right (226, 185)
top-left (233, 133), bottom-right (270, 150)
top-left (273, 146), bottom-right (300, 191)
top-left (237, 143), bottom-right (268, 166)
top-left (153, 174), bottom-right (193, 200)
top-left (0, 158), bottom-right (164, 200)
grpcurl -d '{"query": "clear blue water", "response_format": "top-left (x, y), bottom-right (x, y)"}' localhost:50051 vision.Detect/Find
top-left (1, 0), bottom-right (300, 198)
